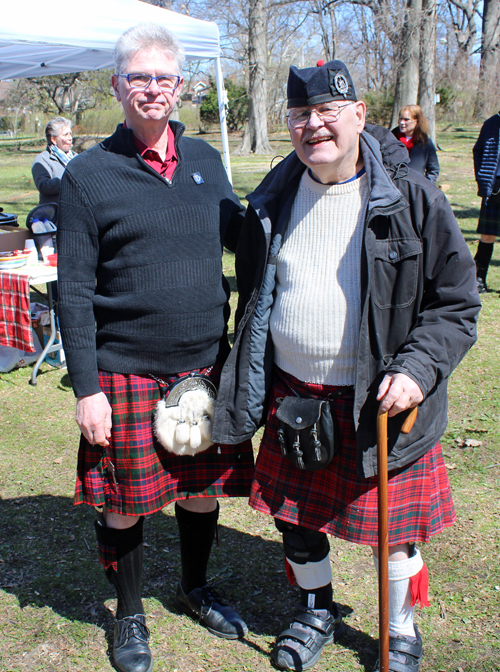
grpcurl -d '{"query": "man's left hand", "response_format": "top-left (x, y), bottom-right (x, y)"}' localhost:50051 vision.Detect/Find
top-left (377, 373), bottom-right (424, 417)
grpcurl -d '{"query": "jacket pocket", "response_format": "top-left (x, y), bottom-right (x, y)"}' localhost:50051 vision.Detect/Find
top-left (373, 239), bottom-right (422, 309)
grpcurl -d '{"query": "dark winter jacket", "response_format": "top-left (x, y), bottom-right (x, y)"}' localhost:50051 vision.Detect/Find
top-left (211, 125), bottom-right (480, 478)
top-left (391, 129), bottom-right (439, 182)
top-left (57, 122), bottom-right (244, 398)
top-left (473, 113), bottom-right (500, 199)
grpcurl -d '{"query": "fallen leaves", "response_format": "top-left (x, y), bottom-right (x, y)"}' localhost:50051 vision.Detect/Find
top-left (455, 437), bottom-right (483, 448)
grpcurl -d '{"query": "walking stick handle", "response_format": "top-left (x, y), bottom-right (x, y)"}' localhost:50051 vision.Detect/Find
top-left (401, 406), bottom-right (418, 434)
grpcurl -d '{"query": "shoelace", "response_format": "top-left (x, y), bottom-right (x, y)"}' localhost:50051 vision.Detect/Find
top-left (120, 616), bottom-right (150, 643)
top-left (198, 574), bottom-right (243, 608)
top-left (198, 583), bottom-right (228, 607)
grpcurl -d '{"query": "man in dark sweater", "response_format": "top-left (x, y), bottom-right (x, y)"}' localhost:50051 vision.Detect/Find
top-left (57, 23), bottom-right (253, 672)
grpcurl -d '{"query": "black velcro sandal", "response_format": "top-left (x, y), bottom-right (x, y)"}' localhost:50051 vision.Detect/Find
top-left (373, 625), bottom-right (423, 672)
top-left (273, 602), bottom-right (344, 671)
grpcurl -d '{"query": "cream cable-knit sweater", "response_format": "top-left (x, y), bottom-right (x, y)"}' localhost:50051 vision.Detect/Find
top-left (270, 169), bottom-right (369, 385)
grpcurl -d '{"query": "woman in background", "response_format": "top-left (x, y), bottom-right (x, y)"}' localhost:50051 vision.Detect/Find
top-left (32, 116), bottom-right (76, 205)
top-left (392, 105), bottom-right (439, 183)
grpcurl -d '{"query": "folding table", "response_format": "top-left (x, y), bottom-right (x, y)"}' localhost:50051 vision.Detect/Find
top-left (0, 262), bottom-right (61, 385)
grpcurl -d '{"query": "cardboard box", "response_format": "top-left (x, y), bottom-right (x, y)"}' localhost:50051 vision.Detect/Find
top-left (0, 225), bottom-right (31, 253)
top-left (42, 327), bottom-right (66, 368)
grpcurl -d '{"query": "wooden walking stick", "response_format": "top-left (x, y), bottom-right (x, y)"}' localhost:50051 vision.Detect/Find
top-left (377, 405), bottom-right (418, 672)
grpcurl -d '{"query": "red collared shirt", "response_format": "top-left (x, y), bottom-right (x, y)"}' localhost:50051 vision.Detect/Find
top-left (131, 123), bottom-right (178, 181)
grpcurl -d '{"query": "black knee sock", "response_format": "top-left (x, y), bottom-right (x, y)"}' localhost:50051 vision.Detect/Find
top-left (95, 517), bottom-right (145, 620)
top-left (299, 583), bottom-right (333, 611)
top-left (475, 241), bottom-right (494, 280)
top-left (175, 502), bottom-right (219, 594)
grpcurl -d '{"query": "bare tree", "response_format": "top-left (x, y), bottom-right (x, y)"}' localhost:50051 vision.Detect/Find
top-left (236, 0), bottom-right (273, 154)
top-left (390, 0), bottom-right (422, 129)
top-left (309, 0), bottom-right (337, 61)
top-left (474, 0), bottom-right (500, 119)
top-left (8, 71), bottom-right (112, 127)
top-left (327, 0), bottom-right (407, 114)
top-left (174, 0), bottom-right (487, 132)
top-left (140, 0), bottom-right (173, 8)
top-left (446, 0), bottom-right (480, 66)
top-left (4, 79), bottom-right (41, 135)
top-left (419, 0), bottom-right (437, 142)
top-left (347, 3), bottom-right (395, 94)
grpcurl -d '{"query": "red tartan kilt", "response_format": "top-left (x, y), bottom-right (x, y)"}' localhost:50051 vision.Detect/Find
top-left (249, 368), bottom-right (456, 546)
top-left (74, 366), bottom-right (254, 516)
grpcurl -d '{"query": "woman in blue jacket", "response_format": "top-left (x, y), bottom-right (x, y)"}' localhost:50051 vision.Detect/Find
top-left (392, 105), bottom-right (439, 183)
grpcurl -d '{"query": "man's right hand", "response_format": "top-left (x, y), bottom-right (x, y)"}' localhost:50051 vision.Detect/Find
top-left (76, 392), bottom-right (112, 446)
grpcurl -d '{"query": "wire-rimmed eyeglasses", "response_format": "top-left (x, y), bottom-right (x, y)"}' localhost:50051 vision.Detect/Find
top-left (287, 101), bottom-right (354, 128)
top-left (117, 73), bottom-right (181, 92)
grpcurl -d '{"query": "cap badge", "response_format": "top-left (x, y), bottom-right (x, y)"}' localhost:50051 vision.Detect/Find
top-left (333, 73), bottom-right (349, 96)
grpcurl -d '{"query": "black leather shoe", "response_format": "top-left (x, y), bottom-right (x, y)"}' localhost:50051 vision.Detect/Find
top-left (175, 581), bottom-right (248, 639)
top-left (477, 277), bottom-right (488, 294)
top-left (113, 614), bottom-right (153, 672)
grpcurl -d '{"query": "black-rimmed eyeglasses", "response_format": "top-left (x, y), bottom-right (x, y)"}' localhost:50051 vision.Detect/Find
top-left (117, 73), bottom-right (181, 92)
top-left (287, 101), bottom-right (354, 128)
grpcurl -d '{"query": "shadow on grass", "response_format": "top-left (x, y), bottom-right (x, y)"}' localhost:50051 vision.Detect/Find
top-left (0, 494), bottom-right (379, 670)
top-left (452, 209), bottom-right (481, 221)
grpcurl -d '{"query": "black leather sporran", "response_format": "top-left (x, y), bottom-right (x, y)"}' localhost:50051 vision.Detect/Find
top-left (275, 396), bottom-right (339, 471)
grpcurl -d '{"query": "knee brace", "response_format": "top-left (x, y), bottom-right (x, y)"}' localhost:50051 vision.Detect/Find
top-left (275, 519), bottom-right (330, 564)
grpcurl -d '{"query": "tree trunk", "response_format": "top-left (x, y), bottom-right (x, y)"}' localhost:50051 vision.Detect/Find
top-left (474, 0), bottom-right (500, 119)
top-left (390, 0), bottom-right (423, 130)
top-left (75, 105), bottom-right (84, 127)
top-left (236, 0), bottom-right (272, 155)
top-left (418, 0), bottom-right (437, 144)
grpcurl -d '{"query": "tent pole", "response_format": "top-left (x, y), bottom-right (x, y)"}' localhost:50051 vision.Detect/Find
top-left (214, 56), bottom-right (232, 184)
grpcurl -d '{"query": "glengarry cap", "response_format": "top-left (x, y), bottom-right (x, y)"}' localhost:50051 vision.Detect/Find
top-left (287, 59), bottom-right (357, 108)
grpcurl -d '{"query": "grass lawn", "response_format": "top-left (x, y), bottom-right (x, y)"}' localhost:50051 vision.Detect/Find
top-left (0, 125), bottom-right (499, 672)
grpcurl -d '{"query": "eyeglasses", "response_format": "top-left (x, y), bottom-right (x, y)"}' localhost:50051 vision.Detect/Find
top-left (287, 102), bottom-right (354, 128)
top-left (118, 73), bottom-right (181, 92)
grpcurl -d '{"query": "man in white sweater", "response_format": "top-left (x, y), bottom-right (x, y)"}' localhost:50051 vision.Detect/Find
top-left (218, 60), bottom-right (479, 672)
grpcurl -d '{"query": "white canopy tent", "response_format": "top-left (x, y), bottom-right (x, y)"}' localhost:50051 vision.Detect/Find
top-left (0, 0), bottom-right (233, 181)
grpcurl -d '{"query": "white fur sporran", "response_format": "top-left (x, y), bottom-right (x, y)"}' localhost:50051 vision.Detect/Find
top-left (153, 374), bottom-right (217, 456)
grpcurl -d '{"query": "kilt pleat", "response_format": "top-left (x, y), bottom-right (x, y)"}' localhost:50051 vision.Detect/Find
top-left (249, 368), bottom-right (456, 546)
top-left (74, 367), bottom-right (254, 516)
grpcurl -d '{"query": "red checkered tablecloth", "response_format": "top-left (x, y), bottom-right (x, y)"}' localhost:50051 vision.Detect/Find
top-left (0, 270), bottom-right (35, 353)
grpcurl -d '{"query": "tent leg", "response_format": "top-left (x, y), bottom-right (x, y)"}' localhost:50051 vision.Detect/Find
top-left (214, 56), bottom-right (232, 184)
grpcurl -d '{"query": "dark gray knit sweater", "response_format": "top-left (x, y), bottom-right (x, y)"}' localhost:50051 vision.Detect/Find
top-left (57, 122), bottom-right (244, 397)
